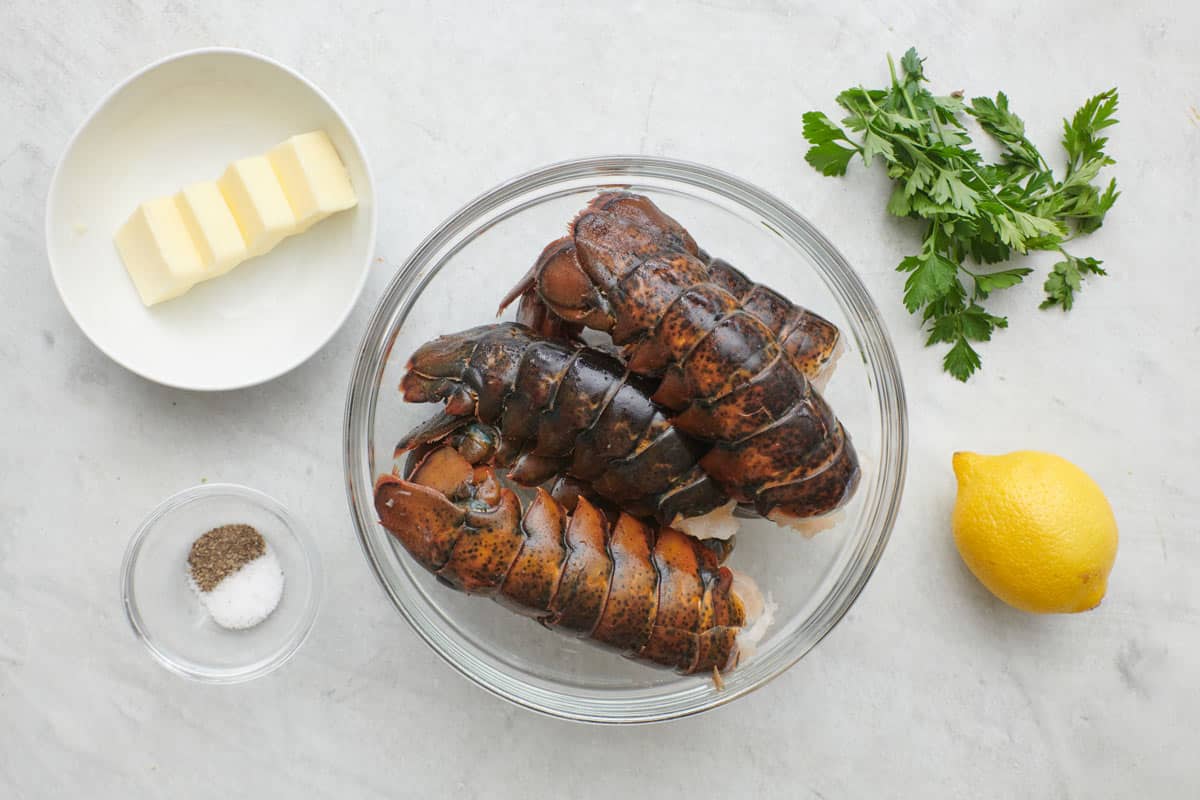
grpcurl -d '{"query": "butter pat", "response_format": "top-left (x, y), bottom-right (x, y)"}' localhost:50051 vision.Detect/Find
top-left (176, 182), bottom-right (248, 276)
top-left (268, 131), bottom-right (357, 231)
top-left (218, 157), bottom-right (297, 256)
top-left (114, 196), bottom-right (207, 306)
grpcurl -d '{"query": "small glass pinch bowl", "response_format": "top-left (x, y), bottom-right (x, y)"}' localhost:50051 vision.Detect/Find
top-left (345, 156), bottom-right (907, 723)
top-left (121, 483), bottom-right (322, 683)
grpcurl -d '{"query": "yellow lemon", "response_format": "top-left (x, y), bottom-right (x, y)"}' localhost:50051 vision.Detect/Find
top-left (951, 450), bottom-right (1118, 614)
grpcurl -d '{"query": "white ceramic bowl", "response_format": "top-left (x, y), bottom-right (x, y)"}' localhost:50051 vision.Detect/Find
top-left (46, 48), bottom-right (376, 390)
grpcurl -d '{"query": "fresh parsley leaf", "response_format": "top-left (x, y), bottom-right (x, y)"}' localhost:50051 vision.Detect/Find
top-left (836, 88), bottom-right (887, 122)
top-left (973, 267), bottom-right (1032, 298)
top-left (1063, 89), bottom-right (1119, 174)
top-left (880, 109), bottom-right (923, 132)
top-left (886, 185), bottom-right (912, 216)
top-left (1098, 179), bottom-right (1119, 213)
top-left (959, 304), bottom-right (1007, 341)
top-left (904, 159), bottom-right (936, 197)
top-left (862, 129), bottom-right (897, 163)
top-left (804, 141), bottom-right (858, 176)
top-left (802, 111), bottom-right (851, 145)
top-left (926, 312), bottom-right (960, 345)
top-left (900, 48), bottom-right (925, 81)
top-left (937, 170), bottom-right (979, 213)
top-left (802, 111), bottom-right (863, 175)
top-left (1041, 260), bottom-right (1081, 310)
top-left (1068, 176), bottom-right (1121, 234)
top-left (1012, 211), bottom-right (1065, 241)
top-left (899, 251), bottom-right (960, 313)
top-left (802, 50), bottom-right (1118, 380)
top-left (991, 213), bottom-right (1026, 250)
top-left (943, 337), bottom-right (982, 381)
top-left (909, 192), bottom-right (968, 219)
top-left (934, 94), bottom-right (966, 116)
top-left (969, 92), bottom-right (1042, 171)
top-left (1040, 254), bottom-right (1106, 310)
top-left (970, 92), bottom-right (1023, 139)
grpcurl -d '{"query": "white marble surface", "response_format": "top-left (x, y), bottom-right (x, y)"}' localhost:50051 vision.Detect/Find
top-left (2, 1), bottom-right (1197, 797)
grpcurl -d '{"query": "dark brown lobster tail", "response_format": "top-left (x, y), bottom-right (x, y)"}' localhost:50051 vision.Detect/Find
top-left (398, 322), bottom-right (728, 525)
top-left (507, 192), bottom-right (843, 384)
top-left (375, 443), bottom-right (748, 673)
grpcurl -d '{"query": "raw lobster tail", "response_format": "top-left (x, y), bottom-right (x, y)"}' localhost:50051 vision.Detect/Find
top-left (502, 192), bottom-right (843, 384)
top-left (500, 192), bottom-right (860, 526)
top-left (398, 322), bottom-right (729, 525)
top-left (375, 443), bottom-right (749, 673)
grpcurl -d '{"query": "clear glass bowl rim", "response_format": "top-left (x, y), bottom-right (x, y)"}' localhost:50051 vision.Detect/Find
top-left (120, 482), bottom-right (324, 684)
top-left (343, 155), bottom-right (908, 723)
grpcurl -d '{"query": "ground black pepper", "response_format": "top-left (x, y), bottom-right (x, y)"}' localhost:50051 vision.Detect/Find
top-left (187, 524), bottom-right (265, 592)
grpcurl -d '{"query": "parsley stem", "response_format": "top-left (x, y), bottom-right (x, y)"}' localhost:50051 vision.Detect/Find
top-left (928, 107), bottom-right (948, 145)
top-left (887, 52), bottom-right (928, 142)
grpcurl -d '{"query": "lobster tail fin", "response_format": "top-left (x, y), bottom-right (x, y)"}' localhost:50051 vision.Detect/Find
top-left (505, 237), bottom-right (614, 333)
top-left (394, 408), bottom-right (475, 456)
top-left (375, 473), bottom-right (467, 573)
top-left (404, 329), bottom-right (478, 380)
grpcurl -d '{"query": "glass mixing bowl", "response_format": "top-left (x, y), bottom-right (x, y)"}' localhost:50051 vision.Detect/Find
top-left (344, 156), bottom-right (907, 723)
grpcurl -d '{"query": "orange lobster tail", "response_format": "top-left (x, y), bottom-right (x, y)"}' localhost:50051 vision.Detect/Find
top-left (375, 445), bottom-right (747, 674)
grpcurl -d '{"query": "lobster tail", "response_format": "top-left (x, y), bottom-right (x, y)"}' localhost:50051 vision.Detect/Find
top-left (375, 443), bottom-right (751, 674)
top-left (398, 323), bottom-right (732, 526)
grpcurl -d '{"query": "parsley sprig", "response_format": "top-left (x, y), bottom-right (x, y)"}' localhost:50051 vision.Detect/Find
top-left (803, 49), bottom-right (1119, 380)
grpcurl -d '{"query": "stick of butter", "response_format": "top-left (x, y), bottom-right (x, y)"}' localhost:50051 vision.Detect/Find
top-left (114, 130), bottom-right (357, 307)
